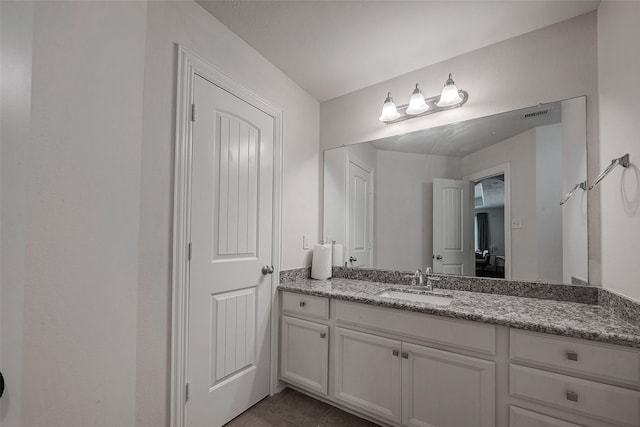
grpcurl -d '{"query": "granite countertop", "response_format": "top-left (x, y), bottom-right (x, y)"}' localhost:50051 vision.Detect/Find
top-left (278, 278), bottom-right (640, 348)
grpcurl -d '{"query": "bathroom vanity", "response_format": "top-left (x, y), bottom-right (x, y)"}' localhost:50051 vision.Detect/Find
top-left (278, 277), bottom-right (640, 427)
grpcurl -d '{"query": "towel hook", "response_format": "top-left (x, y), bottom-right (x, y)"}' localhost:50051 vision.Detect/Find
top-left (589, 154), bottom-right (630, 190)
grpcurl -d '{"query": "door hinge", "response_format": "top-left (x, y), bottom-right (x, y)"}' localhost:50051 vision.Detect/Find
top-left (185, 382), bottom-right (190, 402)
top-left (191, 103), bottom-right (196, 122)
top-left (188, 242), bottom-right (192, 261)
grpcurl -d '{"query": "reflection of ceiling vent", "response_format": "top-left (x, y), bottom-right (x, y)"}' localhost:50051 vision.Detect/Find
top-left (522, 109), bottom-right (549, 119)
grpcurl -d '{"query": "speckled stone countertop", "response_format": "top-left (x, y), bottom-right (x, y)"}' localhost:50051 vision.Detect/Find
top-left (278, 278), bottom-right (640, 348)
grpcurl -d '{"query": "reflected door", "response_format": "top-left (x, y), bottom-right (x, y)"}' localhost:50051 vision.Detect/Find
top-left (187, 75), bottom-right (274, 426)
top-left (347, 157), bottom-right (372, 268)
top-left (433, 178), bottom-right (474, 275)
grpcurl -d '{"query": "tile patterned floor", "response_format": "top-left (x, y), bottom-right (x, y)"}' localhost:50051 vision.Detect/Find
top-left (224, 388), bottom-right (379, 426)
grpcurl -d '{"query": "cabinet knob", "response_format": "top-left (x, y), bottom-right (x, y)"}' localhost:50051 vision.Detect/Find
top-left (392, 349), bottom-right (399, 356)
top-left (566, 391), bottom-right (578, 402)
top-left (299, 301), bottom-right (306, 307)
top-left (320, 332), bottom-right (326, 339)
top-left (567, 351), bottom-right (578, 361)
top-left (401, 352), bottom-right (409, 359)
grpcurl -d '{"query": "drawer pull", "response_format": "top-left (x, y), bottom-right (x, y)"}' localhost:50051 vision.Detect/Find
top-left (392, 349), bottom-right (399, 356)
top-left (566, 391), bottom-right (579, 402)
top-left (299, 301), bottom-right (306, 307)
top-left (567, 351), bottom-right (578, 361)
top-left (401, 352), bottom-right (409, 359)
top-left (320, 332), bottom-right (326, 339)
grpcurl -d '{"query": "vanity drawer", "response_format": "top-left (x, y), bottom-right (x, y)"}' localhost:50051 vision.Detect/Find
top-left (334, 300), bottom-right (495, 355)
top-left (282, 292), bottom-right (329, 320)
top-left (509, 406), bottom-right (584, 427)
top-left (510, 364), bottom-right (640, 427)
top-left (510, 329), bottom-right (640, 386)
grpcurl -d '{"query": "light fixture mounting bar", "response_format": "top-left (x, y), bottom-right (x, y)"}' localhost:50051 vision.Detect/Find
top-left (382, 90), bottom-right (469, 124)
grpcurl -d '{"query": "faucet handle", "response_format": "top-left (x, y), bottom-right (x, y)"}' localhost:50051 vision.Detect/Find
top-left (425, 267), bottom-right (433, 274)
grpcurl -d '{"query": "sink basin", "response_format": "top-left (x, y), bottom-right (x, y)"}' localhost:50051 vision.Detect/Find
top-left (377, 290), bottom-right (454, 306)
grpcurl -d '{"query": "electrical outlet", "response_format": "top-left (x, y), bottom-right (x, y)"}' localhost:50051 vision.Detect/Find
top-left (511, 218), bottom-right (523, 229)
top-left (302, 235), bottom-right (309, 250)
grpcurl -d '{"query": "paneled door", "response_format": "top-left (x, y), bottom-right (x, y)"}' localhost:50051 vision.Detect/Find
top-left (187, 74), bottom-right (274, 426)
top-left (432, 178), bottom-right (474, 275)
top-left (346, 156), bottom-right (372, 268)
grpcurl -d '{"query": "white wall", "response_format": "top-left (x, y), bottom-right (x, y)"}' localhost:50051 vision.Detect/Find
top-left (463, 129), bottom-right (538, 281)
top-left (376, 151), bottom-right (459, 271)
top-left (1, 2), bottom-right (33, 425)
top-left (535, 124), bottom-right (563, 282)
top-left (137, 2), bottom-right (319, 425)
top-left (19, 2), bottom-right (147, 426)
top-left (597, 1), bottom-right (640, 301)
top-left (320, 11), bottom-right (601, 284)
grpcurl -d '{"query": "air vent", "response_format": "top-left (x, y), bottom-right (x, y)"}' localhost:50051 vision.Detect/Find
top-left (522, 109), bottom-right (549, 119)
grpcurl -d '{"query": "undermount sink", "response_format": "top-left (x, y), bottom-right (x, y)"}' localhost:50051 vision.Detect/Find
top-left (377, 290), bottom-right (454, 307)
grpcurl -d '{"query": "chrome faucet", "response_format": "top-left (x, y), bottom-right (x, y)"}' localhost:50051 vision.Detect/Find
top-left (424, 266), bottom-right (440, 291)
top-left (405, 270), bottom-right (424, 288)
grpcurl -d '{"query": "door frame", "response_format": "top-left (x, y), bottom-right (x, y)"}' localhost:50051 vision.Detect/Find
top-left (464, 163), bottom-right (511, 280)
top-left (170, 45), bottom-right (283, 427)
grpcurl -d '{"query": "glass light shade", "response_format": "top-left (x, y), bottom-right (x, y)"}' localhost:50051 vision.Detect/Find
top-left (436, 73), bottom-right (463, 107)
top-left (378, 92), bottom-right (401, 122)
top-left (405, 84), bottom-right (429, 115)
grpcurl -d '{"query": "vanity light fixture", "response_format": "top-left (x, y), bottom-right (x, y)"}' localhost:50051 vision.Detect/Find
top-left (378, 92), bottom-right (402, 122)
top-left (378, 73), bottom-right (468, 124)
top-left (406, 84), bottom-right (429, 115)
top-left (437, 73), bottom-right (464, 107)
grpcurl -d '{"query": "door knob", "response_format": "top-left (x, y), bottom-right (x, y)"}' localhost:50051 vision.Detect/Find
top-left (436, 255), bottom-right (443, 260)
top-left (349, 256), bottom-right (357, 263)
top-left (261, 265), bottom-right (274, 275)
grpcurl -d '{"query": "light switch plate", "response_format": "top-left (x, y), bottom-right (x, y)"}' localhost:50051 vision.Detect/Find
top-left (511, 218), bottom-right (523, 229)
top-left (302, 235), bottom-right (309, 250)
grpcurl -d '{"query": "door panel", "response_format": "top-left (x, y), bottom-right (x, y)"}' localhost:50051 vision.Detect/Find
top-left (188, 75), bottom-right (273, 426)
top-left (347, 158), bottom-right (372, 268)
top-left (215, 113), bottom-right (259, 258)
top-left (210, 289), bottom-right (256, 385)
top-left (433, 178), bottom-right (474, 275)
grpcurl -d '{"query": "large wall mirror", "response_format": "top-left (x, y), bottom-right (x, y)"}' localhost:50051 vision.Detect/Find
top-left (323, 96), bottom-right (588, 285)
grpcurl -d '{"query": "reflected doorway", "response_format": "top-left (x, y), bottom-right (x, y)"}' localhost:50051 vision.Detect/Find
top-left (473, 175), bottom-right (505, 278)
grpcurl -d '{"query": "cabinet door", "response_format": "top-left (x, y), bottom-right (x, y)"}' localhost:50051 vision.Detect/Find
top-left (281, 316), bottom-right (329, 395)
top-left (334, 327), bottom-right (402, 424)
top-left (402, 342), bottom-right (495, 427)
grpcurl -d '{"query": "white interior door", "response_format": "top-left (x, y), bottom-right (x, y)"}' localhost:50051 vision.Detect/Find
top-left (346, 157), bottom-right (372, 268)
top-left (187, 75), bottom-right (274, 426)
top-left (432, 178), bottom-right (474, 275)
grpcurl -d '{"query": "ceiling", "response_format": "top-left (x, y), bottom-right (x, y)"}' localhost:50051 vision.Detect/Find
top-left (197, 1), bottom-right (599, 102)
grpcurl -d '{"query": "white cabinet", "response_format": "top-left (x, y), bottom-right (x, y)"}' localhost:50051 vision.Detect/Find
top-left (281, 316), bottom-right (329, 395)
top-left (333, 327), bottom-right (495, 427)
top-left (402, 342), bottom-right (495, 427)
top-left (333, 327), bottom-right (402, 424)
top-left (510, 364), bottom-right (640, 427)
top-left (509, 330), bottom-right (640, 427)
